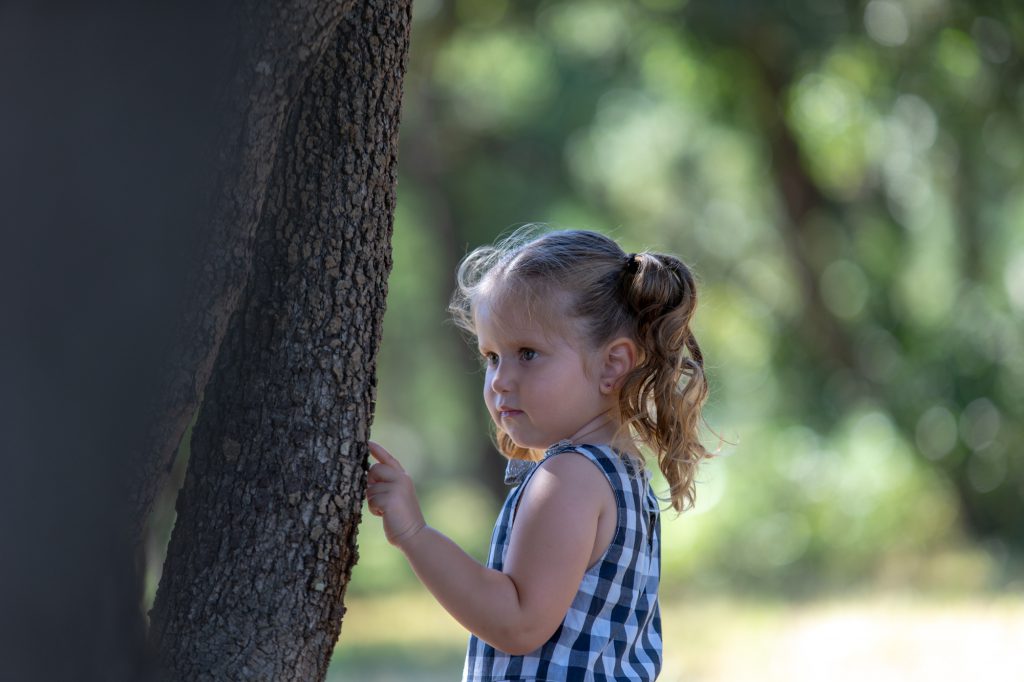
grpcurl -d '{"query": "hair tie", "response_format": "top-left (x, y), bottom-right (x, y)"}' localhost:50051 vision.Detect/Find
top-left (624, 252), bottom-right (640, 275)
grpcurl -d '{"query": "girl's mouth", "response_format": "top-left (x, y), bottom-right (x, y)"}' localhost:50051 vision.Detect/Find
top-left (499, 409), bottom-right (523, 418)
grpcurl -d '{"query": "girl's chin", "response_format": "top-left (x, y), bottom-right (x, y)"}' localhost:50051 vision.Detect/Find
top-left (508, 435), bottom-right (560, 453)
top-left (501, 430), bottom-right (543, 452)
top-left (496, 419), bottom-right (568, 452)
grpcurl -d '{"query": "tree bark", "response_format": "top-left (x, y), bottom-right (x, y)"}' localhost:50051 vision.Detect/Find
top-left (130, 0), bottom-right (358, 556)
top-left (148, 1), bottom-right (412, 679)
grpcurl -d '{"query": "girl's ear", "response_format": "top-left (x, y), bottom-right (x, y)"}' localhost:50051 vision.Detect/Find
top-left (599, 337), bottom-right (637, 395)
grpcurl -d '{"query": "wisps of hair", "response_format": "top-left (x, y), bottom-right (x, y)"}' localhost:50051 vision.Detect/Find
top-left (450, 225), bottom-right (711, 511)
top-left (449, 227), bottom-right (544, 461)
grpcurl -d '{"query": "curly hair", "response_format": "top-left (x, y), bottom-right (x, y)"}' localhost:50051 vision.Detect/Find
top-left (450, 226), bottom-right (710, 512)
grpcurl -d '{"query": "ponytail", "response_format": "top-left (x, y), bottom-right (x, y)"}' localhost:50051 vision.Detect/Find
top-left (618, 252), bottom-right (710, 513)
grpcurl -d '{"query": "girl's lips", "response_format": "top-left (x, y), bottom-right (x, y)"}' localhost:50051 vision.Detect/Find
top-left (498, 409), bottom-right (523, 418)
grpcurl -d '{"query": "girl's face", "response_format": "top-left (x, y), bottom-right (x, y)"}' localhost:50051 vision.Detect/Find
top-left (474, 294), bottom-right (618, 453)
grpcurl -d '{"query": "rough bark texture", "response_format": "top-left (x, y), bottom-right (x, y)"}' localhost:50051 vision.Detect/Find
top-left (130, 0), bottom-right (358, 553)
top-left (148, 1), bottom-right (412, 679)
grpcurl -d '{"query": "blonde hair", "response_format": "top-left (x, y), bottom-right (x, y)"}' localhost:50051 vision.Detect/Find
top-left (450, 227), bottom-right (710, 512)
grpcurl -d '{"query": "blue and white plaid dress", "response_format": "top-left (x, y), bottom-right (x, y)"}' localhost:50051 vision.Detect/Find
top-left (462, 440), bottom-right (662, 681)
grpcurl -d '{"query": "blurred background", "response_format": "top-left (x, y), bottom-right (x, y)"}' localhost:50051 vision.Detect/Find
top-left (153, 0), bottom-right (1024, 679)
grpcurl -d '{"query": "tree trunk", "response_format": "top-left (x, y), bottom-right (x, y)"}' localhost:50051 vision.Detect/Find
top-left (130, 0), bottom-right (358, 559)
top-left (148, 1), bottom-right (412, 679)
top-left (747, 39), bottom-right (859, 379)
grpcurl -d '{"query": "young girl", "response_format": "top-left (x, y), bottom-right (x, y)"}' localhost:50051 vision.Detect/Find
top-left (367, 228), bottom-right (709, 681)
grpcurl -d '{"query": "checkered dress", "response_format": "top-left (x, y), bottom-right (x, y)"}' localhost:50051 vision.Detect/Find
top-left (462, 441), bottom-right (662, 681)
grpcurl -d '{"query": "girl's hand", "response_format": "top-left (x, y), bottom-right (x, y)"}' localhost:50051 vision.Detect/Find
top-left (366, 441), bottom-right (426, 548)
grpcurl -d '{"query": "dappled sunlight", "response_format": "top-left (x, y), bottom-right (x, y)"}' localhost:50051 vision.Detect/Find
top-left (788, 70), bottom-right (874, 195)
top-left (665, 595), bottom-right (1024, 682)
top-left (540, 0), bottom-right (632, 60)
top-left (644, 409), bottom-right (970, 591)
top-left (567, 92), bottom-right (697, 219)
top-left (433, 29), bottom-right (556, 130)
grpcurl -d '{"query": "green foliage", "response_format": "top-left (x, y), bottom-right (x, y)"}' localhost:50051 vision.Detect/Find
top-left (367, 0), bottom-right (1024, 595)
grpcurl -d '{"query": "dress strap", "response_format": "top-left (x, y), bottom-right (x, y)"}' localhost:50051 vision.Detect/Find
top-left (502, 439), bottom-right (576, 486)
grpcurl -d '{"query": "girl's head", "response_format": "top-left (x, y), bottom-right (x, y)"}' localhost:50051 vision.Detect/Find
top-left (451, 227), bottom-right (710, 512)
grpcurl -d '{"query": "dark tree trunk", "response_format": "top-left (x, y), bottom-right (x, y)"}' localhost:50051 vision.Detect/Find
top-left (130, 0), bottom-right (359, 559)
top-left (148, 1), bottom-right (412, 679)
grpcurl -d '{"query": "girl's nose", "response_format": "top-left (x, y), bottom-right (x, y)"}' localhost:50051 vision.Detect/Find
top-left (490, 362), bottom-right (513, 393)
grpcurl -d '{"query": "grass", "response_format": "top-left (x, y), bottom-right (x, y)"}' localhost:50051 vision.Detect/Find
top-left (328, 592), bottom-right (466, 682)
top-left (328, 590), bottom-right (1024, 681)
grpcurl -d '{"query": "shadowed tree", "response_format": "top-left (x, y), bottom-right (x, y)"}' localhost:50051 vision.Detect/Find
top-left (148, 0), bottom-right (413, 680)
top-left (130, 0), bottom-right (364, 567)
top-left (0, 0), bottom-right (411, 679)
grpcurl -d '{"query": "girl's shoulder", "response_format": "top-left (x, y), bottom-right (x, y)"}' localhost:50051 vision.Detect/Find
top-left (540, 443), bottom-right (658, 520)
top-left (527, 445), bottom-right (615, 504)
top-left (509, 441), bottom-right (646, 507)
top-left (528, 442), bottom-right (651, 507)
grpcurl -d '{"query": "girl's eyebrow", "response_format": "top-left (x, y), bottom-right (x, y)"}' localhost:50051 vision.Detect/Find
top-left (477, 324), bottom-right (553, 350)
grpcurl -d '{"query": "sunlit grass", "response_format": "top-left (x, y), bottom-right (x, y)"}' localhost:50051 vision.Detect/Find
top-left (329, 590), bottom-right (1024, 681)
top-left (660, 593), bottom-right (1024, 682)
top-left (328, 592), bottom-right (466, 682)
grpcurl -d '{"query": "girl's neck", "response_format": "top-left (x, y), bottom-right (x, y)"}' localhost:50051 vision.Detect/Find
top-left (564, 412), bottom-right (623, 449)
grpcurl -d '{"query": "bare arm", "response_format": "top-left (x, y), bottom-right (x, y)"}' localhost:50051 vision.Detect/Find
top-left (367, 442), bottom-right (612, 654)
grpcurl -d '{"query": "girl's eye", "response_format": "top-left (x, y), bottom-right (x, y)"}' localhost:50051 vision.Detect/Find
top-left (520, 349), bottom-right (537, 361)
top-left (482, 352), bottom-right (498, 367)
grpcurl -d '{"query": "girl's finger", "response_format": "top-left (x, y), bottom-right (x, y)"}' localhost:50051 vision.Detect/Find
top-left (368, 441), bottom-right (404, 471)
top-left (368, 463), bottom-right (398, 485)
